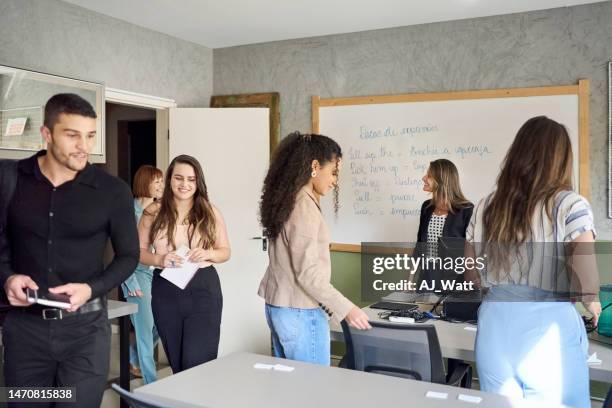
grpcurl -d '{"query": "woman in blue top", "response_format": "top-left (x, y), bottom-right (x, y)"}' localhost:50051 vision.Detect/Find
top-left (122, 165), bottom-right (164, 383)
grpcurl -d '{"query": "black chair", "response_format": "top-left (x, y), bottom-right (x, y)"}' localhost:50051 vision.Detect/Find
top-left (341, 320), bottom-right (472, 388)
top-left (603, 385), bottom-right (612, 408)
top-left (111, 384), bottom-right (170, 408)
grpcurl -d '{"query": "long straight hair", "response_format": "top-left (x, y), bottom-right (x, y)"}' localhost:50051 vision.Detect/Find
top-left (483, 116), bottom-right (573, 267)
top-left (148, 155), bottom-right (217, 250)
top-left (426, 159), bottom-right (471, 213)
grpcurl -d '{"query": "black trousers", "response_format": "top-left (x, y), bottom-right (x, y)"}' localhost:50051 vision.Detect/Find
top-left (152, 266), bottom-right (223, 373)
top-left (2, 308), bottom-right (110, 408)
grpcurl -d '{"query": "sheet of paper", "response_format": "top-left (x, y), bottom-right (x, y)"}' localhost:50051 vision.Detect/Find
top-left (4, 117), bottom-right (27, 137)
top-left (253, 363), bottom-right (295, 372)
top-left (587, 352), bottom-right (602, 365)
top-left (273, 364), bottom-right (294, 372)
top-left (160, 246), bottom-right (199, 289)
top-left (425, 391), bottom-right (448, 399)
top-left (254, 363), bottom-right (274, 370)
top-left (458, 394), bottom-right (482, 404)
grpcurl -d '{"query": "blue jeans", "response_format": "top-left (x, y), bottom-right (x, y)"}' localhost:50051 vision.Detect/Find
top-left (265, 304), bottom-right (330, 366)
top-left (121, 270), bottom-right (160, 384)
top-left (476, 286), bottom-right (590, 408)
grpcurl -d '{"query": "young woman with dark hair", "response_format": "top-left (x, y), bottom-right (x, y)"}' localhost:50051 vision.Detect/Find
top-left (466, 116), bottom-right (600, 407)
top-left (138, 155), bottom-right (230, 373)
top-left (258, 132), bottom-right (370, 366)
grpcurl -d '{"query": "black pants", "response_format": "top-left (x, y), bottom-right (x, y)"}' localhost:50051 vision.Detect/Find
top-left (2, 308), bottom-right (110, 408)
top-left (152, 266), bottom-right (223, 373)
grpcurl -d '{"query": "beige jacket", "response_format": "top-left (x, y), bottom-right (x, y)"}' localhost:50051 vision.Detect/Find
top-left (258, 185), bottom-right (355, 324)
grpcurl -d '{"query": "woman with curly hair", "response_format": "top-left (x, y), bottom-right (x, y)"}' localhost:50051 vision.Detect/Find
top-left (138, 155), bottom-right (230, 373)
top-left (258, 132), bottom-right (371, 366)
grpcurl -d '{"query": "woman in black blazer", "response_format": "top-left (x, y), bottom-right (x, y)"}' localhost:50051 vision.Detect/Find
top-left (415, 159), bottom-right (473, 291)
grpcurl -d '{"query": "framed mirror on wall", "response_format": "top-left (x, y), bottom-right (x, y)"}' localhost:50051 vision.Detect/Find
top-left (0, 65), bottom-right (105, 162)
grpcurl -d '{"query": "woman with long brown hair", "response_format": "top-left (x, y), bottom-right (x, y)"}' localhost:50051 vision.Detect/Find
top-left (138, 155), bottom-right (230, 373)
top-left (258, 132), bottom-right (370, 365)
top-left (415, 159), bottom-right (473, 290)
top-left (466, 116), bottom-right (600, 407)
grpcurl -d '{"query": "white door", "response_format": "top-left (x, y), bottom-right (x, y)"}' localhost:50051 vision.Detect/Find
top-left (169, 108), bottom-right (270, 356)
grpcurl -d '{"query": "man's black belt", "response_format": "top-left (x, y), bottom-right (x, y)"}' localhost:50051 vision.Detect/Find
top-left (19, 297), bottom-right (105, 320)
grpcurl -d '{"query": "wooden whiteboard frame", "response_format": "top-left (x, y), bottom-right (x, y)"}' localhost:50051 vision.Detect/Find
top-left (312, 80), bottom-right (590, 253)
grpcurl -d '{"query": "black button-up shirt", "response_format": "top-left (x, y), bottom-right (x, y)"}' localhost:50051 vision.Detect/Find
top-left (0, 151), bottom-right (139, 298)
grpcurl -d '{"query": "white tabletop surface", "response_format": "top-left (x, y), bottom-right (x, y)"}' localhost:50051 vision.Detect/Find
top-left (107, 299), bottom-right (138, 319)
top-left (135, 352), bottom-right (559, 408)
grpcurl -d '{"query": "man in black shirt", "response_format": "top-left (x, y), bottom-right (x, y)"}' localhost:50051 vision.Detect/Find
top-left (0, 94), bottom-right (139, 407)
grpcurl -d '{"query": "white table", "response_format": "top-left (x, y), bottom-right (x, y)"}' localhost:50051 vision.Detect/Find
top-left (135, 352), bottom-right (555, 407)
top-left (329, 306), bottom-right (612, 383)
top-left (108, 299), bottom-right (137, 319)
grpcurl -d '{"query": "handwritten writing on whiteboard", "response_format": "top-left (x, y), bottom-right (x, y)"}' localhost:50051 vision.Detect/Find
top-left (359, 125), bottom-right (440, 140)
top-left (319, 94), bottom-right (580, 244)
top-left (346, 138), bottom-right (493, 220)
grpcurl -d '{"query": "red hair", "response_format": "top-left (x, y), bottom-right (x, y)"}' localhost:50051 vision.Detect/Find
top-left (132, 165), bottom-right (163, 198)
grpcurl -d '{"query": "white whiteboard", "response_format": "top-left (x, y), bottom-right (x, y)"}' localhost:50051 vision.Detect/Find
top-left (318, 92), bottom-right (583, 246)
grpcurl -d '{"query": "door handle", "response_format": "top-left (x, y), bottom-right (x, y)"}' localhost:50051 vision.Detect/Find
top-left (251, 236), bottom-right (268, 251)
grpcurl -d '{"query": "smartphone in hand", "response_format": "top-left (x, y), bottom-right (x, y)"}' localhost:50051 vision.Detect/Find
top-left (26, 288), bottom-right (71, 309)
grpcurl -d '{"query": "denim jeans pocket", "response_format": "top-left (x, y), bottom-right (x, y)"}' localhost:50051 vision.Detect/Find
top-left (269, 306), bottom-right (301, 344)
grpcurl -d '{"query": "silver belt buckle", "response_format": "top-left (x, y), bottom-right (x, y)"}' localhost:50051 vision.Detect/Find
top-left (42, 308), bottom-right (63, 320)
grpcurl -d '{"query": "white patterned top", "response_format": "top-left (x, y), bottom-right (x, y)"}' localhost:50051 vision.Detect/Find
top-left (426, 214), bottom-right (447, 258)
top-left (467, 190), bottom-right (596, 290)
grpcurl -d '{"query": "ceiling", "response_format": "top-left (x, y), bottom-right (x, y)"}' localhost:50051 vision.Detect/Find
top-left (63, 0), bottom-right (606, 48)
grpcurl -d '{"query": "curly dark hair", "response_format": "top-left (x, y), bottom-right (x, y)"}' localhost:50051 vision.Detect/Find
top-left (260, 132), bottom-right (342, 239)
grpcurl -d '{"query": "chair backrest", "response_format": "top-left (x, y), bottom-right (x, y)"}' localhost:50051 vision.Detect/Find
top-left (111, 384), bottom-right (169, 408)
top-left (341, 320), bottom-right (446, 384)
top-left (603, 385), bottom-right (612, 408)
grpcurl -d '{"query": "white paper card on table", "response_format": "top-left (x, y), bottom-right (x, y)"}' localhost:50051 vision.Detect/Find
top-left (254, 363), bottom-right (274, 370)
top-left (464, 326), bottom-right (477, 332)
top-left (458, 394), bottom-right (482, 404)
top-left (587, 352), bottom-right (602, 365)
top-left (273, 364), bottom-right (295, 372)
top-left (425, 391), bottom-right (448, 399)
top-left (160, 246), bottom-right (199, 289)
top-left (253, 363), bottom-right (294, 372)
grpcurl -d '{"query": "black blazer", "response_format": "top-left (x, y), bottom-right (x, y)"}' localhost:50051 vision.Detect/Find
top-left (415, 199), bottom-right (474, 258)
